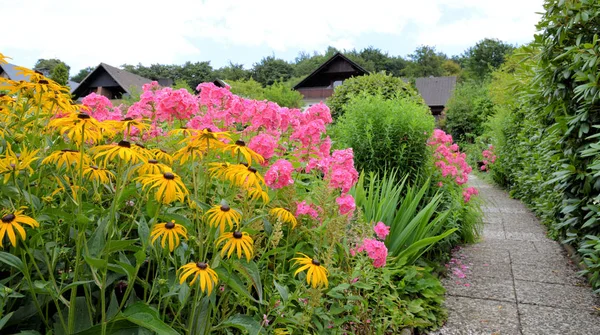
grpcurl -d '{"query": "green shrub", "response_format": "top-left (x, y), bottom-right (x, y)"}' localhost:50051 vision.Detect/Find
top-left (263, 82), bottom-right (304, 108)
top-left (327, 72), bottom-right (421, 119)
top-left (228, 78), bottom-right (265, 100)
top-left (444, 80), bottom-right (494, 144)
top-left (333, 94), bottom-right (434, 179)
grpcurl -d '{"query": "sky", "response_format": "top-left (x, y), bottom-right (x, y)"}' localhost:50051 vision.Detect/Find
top-left (1, 0), bottom-right (544, 75)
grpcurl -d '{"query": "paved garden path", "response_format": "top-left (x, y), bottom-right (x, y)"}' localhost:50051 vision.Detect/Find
top-left (433, 175), bottom-right (600, 335)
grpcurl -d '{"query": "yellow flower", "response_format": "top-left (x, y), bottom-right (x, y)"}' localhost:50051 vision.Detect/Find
top-left (225, 164), bottom-right (265, 189)
top-left (179, 262), bottom-right (218, 295)
top-left (83, 165), bottom-right (114, 184)
top-left (120, 117), bottom-right (151, 135)
top-left (172, 145), bottom-right (206, 165)
top-left (292, 253), bottom-right (329, 288)
top-left (208, 162), bottom-right (231, 179)
top-left (270, 207), bottom-right (297, 229)
top-left (216, 231), bottom-right (254, 262)
top-left (150, 220), bottom-right (188, 252)
top-left (48, 112), bottom-right (105, 144)
top-left (0, 145), bottom-right (39, 182)
top-left (0, 52), bottom-right (10, 65)
top-left (248, 187), bottom-right (270, 203)
top-left (223, 140), bottom-right (264, 165)
top-left (136, 170), bottom-right (189, 204)
top-left (204, 204), bottom-right (241, 233)
top-left (136, 159), bottom-right (169, 175)
top-left (42, 149), bottom-right (91, 169)
top-left (168, 127), bottom-right (199, 137)
top-left (186, 128), bottom-right (231, 150)
top-left (0, 210), bottom-right (39, 248)
top-left (92, 140), bottom-right (148, 167)
top-left (151, 149), bottom-right (173, 165)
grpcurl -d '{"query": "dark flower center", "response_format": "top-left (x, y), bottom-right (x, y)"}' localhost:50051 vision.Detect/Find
top-left (34, 70), bottom-right (43, 75)
top-left (233, 231), bottom-right (243, 239)
top-left (118, 140), bottom-right (131, 148)
top-left (148, 159), bottom-right (158, 164)
top-left (165, 221), bottom-right (175, 229)
top-left (312, 259), bottom-right (321, 266)
top-left (235, 140), bottom-right (246, 146)
top-left (39, 80), bottom-right (49, 85)
top-left (135, 143), bottom-right (146, 149)
top-left (241, 162), bottom-right (248, 167)
top-left (91, 165), bottom-right (99, 170)
top-left (61, 149), bottom-right (79, 153)
top-left (220, 205), bottom-right (230, 212)
top-left (248, 167), bottom-right (257, 174)
top-left (180, 126), bottom-right (188, 129)
top-left (122, 117), bottom-right (133, 121)
top-left (163, 172), bottom-right (175, 180)
top-left (77, 113), bottom-right (91, 119)
top-left (2, 213), bottom-right (15, 223)
top-left (196, 262), bottom-right (208, 270)
top-left (204, 128), bottom-right (212, 132)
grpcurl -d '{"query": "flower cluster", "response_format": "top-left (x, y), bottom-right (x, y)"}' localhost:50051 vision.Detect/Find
top-left (481, 145), bottom-right (497, 171)
top-left (355, 222), bottom-right (390, 268)
top-left (462, 187), bottom-right (479, 203)
top-left (428, 129), bottom-right (472, 185)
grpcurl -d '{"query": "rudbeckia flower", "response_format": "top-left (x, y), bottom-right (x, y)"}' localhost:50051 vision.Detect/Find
top-left (172, 145), bottom-right (205, 165)
top-left (247, 187), bottom-right (270, 203)
top-left (225, 164), bottom-right (265, 189)
top-left (151, 149), bottom-right (173, 165)
top-left (0, 145), bottom-right (39, 182)
top-left (223, 140), bottom-right (264, 165)
top-left (135, 159), bottom-right (169, 175)
top-left (41, 149), bottom-right (91, 170)
top-left (83, 165), bottom-right (114, 184)
top-left (292, 253), bottom-right (329, 288)
top-left (208, 162), bottom-right (231, 180)
top-left (269, 207), bottom-right (297, 228)
top-left (150, 220), bottom-right (187, 252)
top-left (205, 204), bottom-right (241, 233)
top-left (136, 170), bottom-right (189, 204)
top-left (186, 128), bottom-right (231, 150)
top-left (216, 231), bottom-right (254, 261)
top-left (0, 210), bottom-right (39, 248)
top-left (92, 140), bottom-right (148, 167)
top-left (48, 112), bottom-right (105, 144)
top-left (178, 261), bottom-right (219, 295)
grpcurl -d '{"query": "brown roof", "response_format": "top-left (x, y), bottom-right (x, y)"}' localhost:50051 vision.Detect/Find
top-left (72, 63), bottom-right (153, 98)
top-left (414, 76), bottom-right (457, 106)
top-left (293, 52), bottom-right (369, 90)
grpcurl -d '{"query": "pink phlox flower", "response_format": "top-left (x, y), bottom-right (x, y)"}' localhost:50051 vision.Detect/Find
top-left (264, 159), bottom-right (294, 189)
top-left (248, 132), bottom-right (279, 162)
top-left (336, 194), bottom-right (356, 215)
top-left (373, 222), bottom-right (390, 240)
top-left (356, 238), bottom-right (388, 268)
top-left (296, 200), bottom-right (319, 218)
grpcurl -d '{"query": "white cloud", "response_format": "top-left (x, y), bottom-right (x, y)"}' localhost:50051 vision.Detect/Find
top-left (0, 0), bottom-right (543, 71)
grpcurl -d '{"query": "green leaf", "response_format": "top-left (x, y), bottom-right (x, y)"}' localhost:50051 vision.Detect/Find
top-left (0, 312), bottom-right (14, 330)
top-left (234, 260), bottom-right (263, 303)
top-left (273, 280), bottom-right (289, 302)
top-left (215, 314), bottom-right (263, 335)
top-left (0, 251), bottom-right (24, 272)
top-left (214, 266), bottom-right (261, 304)
top-left (121, 302), bottom-right (179, 335)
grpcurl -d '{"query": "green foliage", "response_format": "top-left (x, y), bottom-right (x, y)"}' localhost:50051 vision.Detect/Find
top-left (122, 61), bottom-right (214, 90)
top-left (402, 46), bottom-right (447, 78)
top-left (333, 94), bottom-right (434, 178)
top-left (252, 56), bottom-right (294, 87)
top-left (578, 235), bottom-right (600, 293)
top-left (444, 80), bottom-right (494, 143)
top-left (211, 61), bottom-right (250, 81)
top-left (50, 63), bottom-right (69, 86)
top-left (228, 78), bottom-right (265, 100)
top-left (462, 38), bottom-right (515, 80)
top-left (71, 66), bottom-right (94, 83)
top-left (327, 72), bottom-right (421, 119)
top-left (172, 78), bottom-right (194, 94)
top-left (480, 0), bottom-right (600, 289)
top-left (33, 58), bottom-right (70, 77)
top-left (263, 82), bottom-right (304, 108)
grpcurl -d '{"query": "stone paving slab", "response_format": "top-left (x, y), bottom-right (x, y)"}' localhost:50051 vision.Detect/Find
top-left (435, 175), bottom-right (600, 334)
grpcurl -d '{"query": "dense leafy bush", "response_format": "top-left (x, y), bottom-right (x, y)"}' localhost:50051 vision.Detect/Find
top-left (333, 94), bottom-right (434, 179)
top-left (444, 80), bottom-right (494, 144)
top-left (480, 0), bottom-right (600, 288)
top-left (327, 72), bottom-right (421, 119)
top-left (228, 78), bottom-right (304, 108)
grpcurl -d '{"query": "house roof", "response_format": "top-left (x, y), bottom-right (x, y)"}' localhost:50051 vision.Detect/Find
top-left (213, 78), bottom-right (229, 88)
top-left (72, 63), bottom-right (153, 98)
top-left (414, 76), bottom-right (457, 106)
top-left (0, 63), bottom-right (32, 81)
top-left (293, 52), bottom-right (369, 90)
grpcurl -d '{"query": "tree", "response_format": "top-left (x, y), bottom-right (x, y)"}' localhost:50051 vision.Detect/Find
top-left (34, 59), bottom-right (70, 78)
top-left (213, 62), bottom-right (251, 81)
top-left (252, 56), bottom-right (294, 87)
top-left (228, 78), bottom-right (265, 100)
top-left (462, 38), bottom-right (514, 80)
top-left (402, 46), bottom-right (447, 78)
top-left (263, 82), bottom-right (304, 108)
top-left (442, 60), bottom-right (462, 77)
top-left (50, 63), bottom-right (69, 86)
top-left (71, 66), bottom-right (94, 83)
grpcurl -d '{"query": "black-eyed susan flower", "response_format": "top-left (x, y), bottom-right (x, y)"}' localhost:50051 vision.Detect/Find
top-left (120, 117), bottom-right (151, 135)
top-left (41, 149), bottom-right (91, 170)
top-left (83, 165), bottom-right (114, 184)
top-left (0, 145), bottom-right (39, 182)
top-left (92, 140), bottom-right (148, 167)
top-left (172, 145), bottom-right (206, 165)
top-left (151, 149), bottom-right (173, 165)
top-left (150, 220), bottom-right (188, 252)
top-left (223, 140), bottom-right (264, 165)
top-left (186, 128), bottom-right (231, 150)
top-left (179, 261), bottom-right (218, 295)
top-left (48, 112), bottom-right (105, 144)
top-left (247, 187), bottom-right (270, 203)
top-left (136, 170), bottom-right (189, 204)
top-left (0, 210), bottom-right (39, 248)
top-left (168, 127), bottom-right (199, 137)
top-left (269, 207), bottom-right (297, 229)
top-left (216, 231), bottom-right (254, 261)
top-left (208, 162), bottom-right (231, 180)
top-left (292, 253), bottom-right (329, 288)
top-left (225, 164), bottom-right (265, 189)
top-left (136, 159), bottom-right (169, 175)
top-left (205, 204), bottom-right (241, 233)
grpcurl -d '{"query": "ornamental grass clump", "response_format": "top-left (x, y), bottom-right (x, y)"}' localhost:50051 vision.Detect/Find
top-left (0, 52), bottom-right (454, 334)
